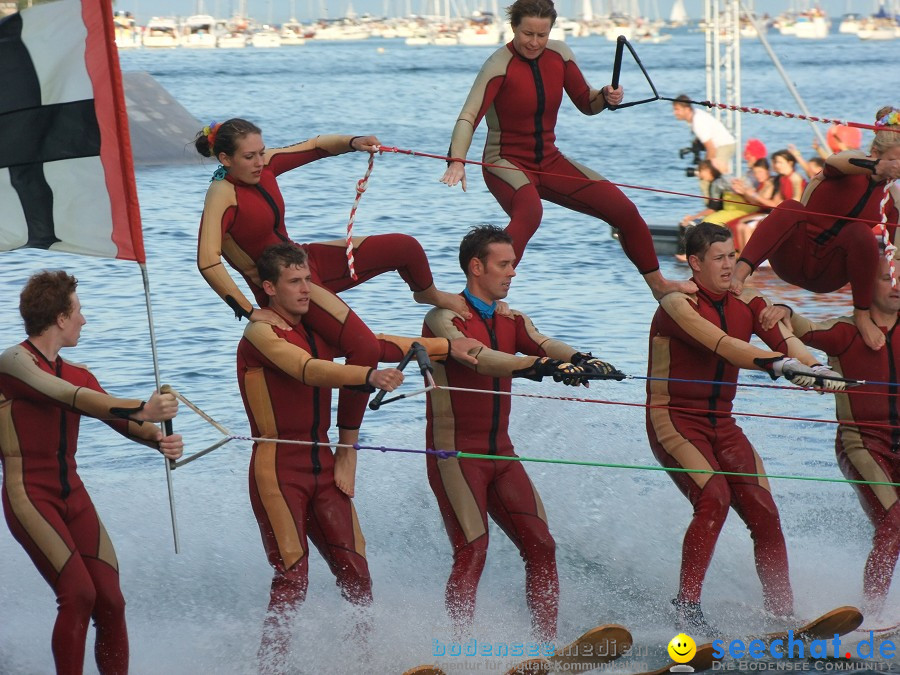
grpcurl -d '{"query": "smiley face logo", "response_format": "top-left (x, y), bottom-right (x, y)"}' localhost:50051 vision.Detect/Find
top-left (667, 633), bottom-right (696, 664)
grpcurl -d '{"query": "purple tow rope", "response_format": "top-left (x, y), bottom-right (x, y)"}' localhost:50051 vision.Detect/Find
top-left (355, 443), bottom-right (458, 460)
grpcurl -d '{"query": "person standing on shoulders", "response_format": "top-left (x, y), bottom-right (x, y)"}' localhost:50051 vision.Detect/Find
top-left (196, 118), bottom-right (471, 500)
top-left (646, 223), bottom-right (843, 633)
top-left (0, 270), bottom-right (183, 675)
top-left (440, 0), bottom-right (694, 299)
top-left (730, 107), bottom-right (900, 352)
top-left (423, 225), bottom-right (624, 641)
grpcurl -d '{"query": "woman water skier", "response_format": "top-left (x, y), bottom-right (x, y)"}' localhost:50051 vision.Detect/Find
top-left (730, 107), bottom-right (900, 352)
top-left (196, 118), bottom-right (469, 497)
top-left (439, 0), bottom-right (695, 299)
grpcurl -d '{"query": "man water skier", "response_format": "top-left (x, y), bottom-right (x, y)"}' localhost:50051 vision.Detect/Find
top-left (236, 243), bottom-right (480, 670)
top-left (422, 225), bottom-right (624, 641)
top-left (646, 222), bottom-right (844, 633)
top-left (768, 253), bottom-right (900, 618)
top-left (0, 270), bottom-right (183, 674)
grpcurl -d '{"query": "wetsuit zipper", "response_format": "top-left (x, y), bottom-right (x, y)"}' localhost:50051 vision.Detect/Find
top-left (703, 291), bottom-right (727, 428)
top-left (481, 315), bottom-right (501, 455)
top-left (255, 184), bottom-right (289, 242)
top-left (54, 357), bottom-right (70, 499)
top-left (888, 324), bottom-right (900, 452)
top-left (304, 325), bottom-right (322, 474)
top-left (527, 58), bottom-right (546, 163)
top-left (26, 342), bottom-right (71, 500)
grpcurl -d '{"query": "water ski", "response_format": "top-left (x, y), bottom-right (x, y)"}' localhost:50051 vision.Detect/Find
top-left (401, 667), bottom-right (446, 675)
top-left (636, 606), bottom-right (863, 675)
top-left (761, 605), bottom-right (863, 642)
top-left (503, 624), bottom-right (634, 674)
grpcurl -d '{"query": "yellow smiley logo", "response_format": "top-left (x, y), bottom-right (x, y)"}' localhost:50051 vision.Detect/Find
top-left (667, 633), bottom-right (697, 663)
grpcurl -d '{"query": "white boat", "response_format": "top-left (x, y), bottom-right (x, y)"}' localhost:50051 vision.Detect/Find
top-left (838, 13), bottom-right (863, 33)
top-left (311, 19), bottom-right (371, 40)
top-left (603, 13), bottom-right (636, 41)
top-left (114, 11), bottom-right (140, 49)
top-left (857, 19), bottom-right (900, 40)
top-left (216, 31), bottom-right (247, 48)
top-left (432, 30), bottom-right (459, 45)
top-left (250, 28), bottom-right (282, 47)
top-left (635, 29), bottom-right (671, 43)
top-left (793, 12), bottom-right (830, 39)
top-left (142, 17), bottom-right (180, 48)
top-left (182, 14), bottom-right (217, 48)
top-left (281, 19), bottom-right (307, 45)
top-left (458, 14), bottom-right (501, 46)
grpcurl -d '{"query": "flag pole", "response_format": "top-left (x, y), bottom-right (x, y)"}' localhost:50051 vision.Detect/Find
top-left (140, 262), bottom-right (181, 553)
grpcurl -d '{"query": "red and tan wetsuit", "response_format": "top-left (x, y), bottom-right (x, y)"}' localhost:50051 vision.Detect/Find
top-left (422, 297), bottom-right (581, 640)
top-left (791, 311), bottom-right (900, 606)
top-left (646, 284), bottom-right (809, 614)
top-left (0, 341), bottom-right (163, 675)
top-left (739, 154), bottom-right (899, 310)
top-left (447, 41), bottom-right (659, 272)
top-left (199, 135), bottom-right (439, 430)
top-left (237, 319), bottom-right (452, 642)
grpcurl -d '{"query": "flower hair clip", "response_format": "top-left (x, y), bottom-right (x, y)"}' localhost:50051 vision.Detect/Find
top-left (203, 121), bottom-right (221, 149)
top-left (875, 109), bottom-right (900, 127)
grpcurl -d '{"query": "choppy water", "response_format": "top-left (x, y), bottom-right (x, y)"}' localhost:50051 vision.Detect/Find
top-left (1, 29), bottom-right (897, 674)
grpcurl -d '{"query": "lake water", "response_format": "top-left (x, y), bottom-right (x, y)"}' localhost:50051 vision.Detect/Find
top-left (1, 29), bottom-right (897, 674)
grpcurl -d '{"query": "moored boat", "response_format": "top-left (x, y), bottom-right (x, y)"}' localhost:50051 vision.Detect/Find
top-left (142, 17), bottom-right (179, 48)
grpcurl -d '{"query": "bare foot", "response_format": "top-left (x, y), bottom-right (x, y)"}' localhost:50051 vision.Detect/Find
top-left (758, 304), bottom-right (790, 331)
top-left (729, 261), bottom-right (752, 296)
top-left (335, 427), bottom-right (360, 497)
top-left (855, 309), bottom-right (886, 351)
top-left (333, 446), bottom-right (357, 498)
top-left (644, 271), bottom-right (697, 300)
top-left (413, 285), bottom-right (471, 319)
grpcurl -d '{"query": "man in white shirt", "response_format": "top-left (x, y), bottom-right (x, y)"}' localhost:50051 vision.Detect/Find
top-left (673, 95), bottom-right (737, 194)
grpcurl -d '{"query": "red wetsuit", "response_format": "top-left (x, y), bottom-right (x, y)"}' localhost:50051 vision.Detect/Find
top-left (199, 136), bottom-right (439, 430)
top-left (646, 284), bottom-right (807, 613)
top-left (791, 312), bottom-right (900, 605)
top-left (237, 319), bottom-right (451, 651)
top-left (0, 341), bottom-right (163, 675)
top-left (447, 41), bottom-right (659, 273)
top-left (739, 158), bottom-right (898, 310)
top-left (423, 297), bottom-right (582, 640)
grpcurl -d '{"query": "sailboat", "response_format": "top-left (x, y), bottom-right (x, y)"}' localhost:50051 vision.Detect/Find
top-left (669, 0), bottom-right (689, 27)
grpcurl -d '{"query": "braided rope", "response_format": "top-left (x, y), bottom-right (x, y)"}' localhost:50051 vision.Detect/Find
top-left (668, 98), bottom-right (900, 135)
top-left (345, 151), bottom-right (375, 280)
top-left (878, 180), bottom-right (898, 288)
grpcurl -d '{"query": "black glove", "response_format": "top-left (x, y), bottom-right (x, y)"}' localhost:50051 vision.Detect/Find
top-left (513, 357), bottom-right (588, 387)
top-left (571, 352), bottom-right (626, 381)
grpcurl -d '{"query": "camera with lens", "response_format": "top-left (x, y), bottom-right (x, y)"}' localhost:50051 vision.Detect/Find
top-left (679, 138), bottom-right (704, 177)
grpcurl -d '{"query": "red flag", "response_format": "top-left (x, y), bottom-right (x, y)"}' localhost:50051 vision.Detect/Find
top-left (0, 0), bottom-right (145, 262)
